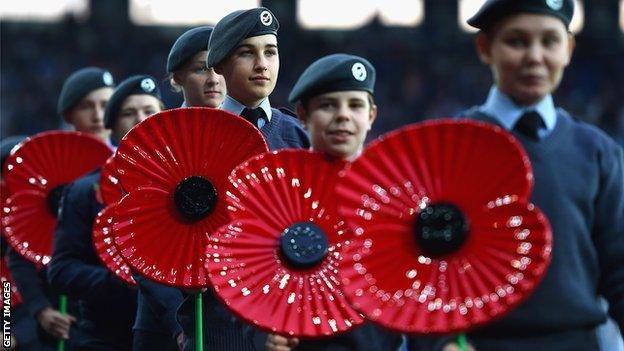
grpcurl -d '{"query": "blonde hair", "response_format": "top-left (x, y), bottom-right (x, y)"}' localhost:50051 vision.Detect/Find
top-left (166, 72), bottom-right (183, 93)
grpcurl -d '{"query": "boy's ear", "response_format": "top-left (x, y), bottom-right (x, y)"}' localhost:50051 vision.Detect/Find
top-left (172, 72), bottom-right (183, 86)
top-left (368, 103), bottom-right (378, 131)
top-left (565, 33), bottom-right (575, 65)
top-left (296, 103), bottom-right (308, 126)
top-left (475, 33), bottom-right (492, 65)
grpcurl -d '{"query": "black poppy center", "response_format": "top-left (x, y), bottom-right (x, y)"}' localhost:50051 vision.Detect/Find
top-left (47, 185), bottom-right (66, 216)
top-left (173, 176), bottom-right (218, 222)
top-left (279, 222), bottom-right (329, 269)
top-left (414, 203), bottom-right (469, 257)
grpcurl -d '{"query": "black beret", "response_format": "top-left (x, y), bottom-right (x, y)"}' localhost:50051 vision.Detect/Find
top-left (167, 26), bottom-right (213, 73)
top-left (207, 7), bottom-right (279, 68)
top-left (288, 54), bottom-right (376, 104)
top-left (57, 67), bottom-right (115, 117)
top-left (104, 75), bottom-right (162, 129)
top-left (468, 0), bottom-right (575, 30)
top-left (1, 135), bottom-right (27, 168)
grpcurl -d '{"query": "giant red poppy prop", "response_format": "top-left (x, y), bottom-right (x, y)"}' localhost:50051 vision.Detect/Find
top-left (336, 119), bottom-right (552, 334)
top-left (99, 156), bottom-right (124, 206)
top-left (206, 150), bottom-right (364, 337)
top-left (93, 204), bottom-right (136, 286)
top-left (2, 131), bottom-right (112, 265)
top-left (112, 108), bottom-right (268, 288)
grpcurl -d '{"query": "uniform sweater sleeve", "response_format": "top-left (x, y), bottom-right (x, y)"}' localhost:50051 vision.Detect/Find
top-left (134, 275), bottom-right (184, 339)
top-left (6, 247), bottom-right (51, 317)
top-left (594, 143), bottom-right (624, 333)
top-left (47, 182), bottom-right (131, 302)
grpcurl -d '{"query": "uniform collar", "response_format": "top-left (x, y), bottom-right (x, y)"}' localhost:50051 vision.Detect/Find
top-left (220, 95), bottom-right (272, 122)
top-left (480, 86), bottom-right (556, 132)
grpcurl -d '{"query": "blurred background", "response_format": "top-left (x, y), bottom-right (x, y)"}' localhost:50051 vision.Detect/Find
top-left (1, 0), bottom-right (623, 145)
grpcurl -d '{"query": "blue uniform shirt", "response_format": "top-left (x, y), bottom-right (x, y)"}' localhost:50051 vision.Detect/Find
top-left (479, 86), bottom-right (557, 139)
top-left (220, 95), bottom-right (272, 129)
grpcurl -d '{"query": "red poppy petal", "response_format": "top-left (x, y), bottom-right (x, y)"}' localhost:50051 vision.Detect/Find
top-left (339, 201), bottom-right (551, 334)
top-left (99, 156), bottom-right (124, 206)
top-left (208, 150), bottom-right (363, 337)
top-left (337, 120), bottom-right (533, 228)
top-left (2, 190), bottom-right (54, 266)
top-left (207, 221), bottom-right (363, 338)
top-left (1, 180), bottom-right (8, 208)
top-left (115, 107), bottom-right (268, 193)
top-left (113, 187), bottom-right (214, 288)
top-left (93, 204), bottom-right (136, 286)
top-left (4, 131), bottom-right (112, 194)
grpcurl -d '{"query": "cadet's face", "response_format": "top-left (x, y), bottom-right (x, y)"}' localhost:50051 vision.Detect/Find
top-left (477, 14), bottom-right (574, 106)
top-left (217, 34), bottom-right (279, 107)
top-left (66, 87), bottom-right (114, 142)
top-left (299, 91), bottom-right (377, 160)
top-left (113, 95), bottom-right (162, 141)
top-left (175, 51), bottom-right (226, 107)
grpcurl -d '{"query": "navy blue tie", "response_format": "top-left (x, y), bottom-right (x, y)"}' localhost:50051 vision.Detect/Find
top-left (240, 108), bottom-right (264, 127)
top-left (514, 111), bottom-right (545, 140)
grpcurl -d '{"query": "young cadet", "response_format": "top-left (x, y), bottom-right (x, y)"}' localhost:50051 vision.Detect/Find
top-left (260, 54), bottom-right (404, 351)
top-left (6, 67), bottom-right (115, 350)
top-left (207, 7), bottom-right (310, 149)
top-left (129, 26), bottom-right (227, 351)
top-left (411, 1), bottom-right (624, 350)
top-left (168, 25), bottom-right (226, 107)
top-left (48, 75), bottom-right (163, 351)
top-left (57, 67), bottom-right (116, 144)
top-left (176, 7), bottom-right (310, 351)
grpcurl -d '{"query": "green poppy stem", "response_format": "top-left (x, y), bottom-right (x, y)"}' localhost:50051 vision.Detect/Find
top-left (196, 293), bottom-right (203, 351)
top-left (57, 294), bottom-right (67, 351)
top-left (457, 333), bottom-right (467, 351)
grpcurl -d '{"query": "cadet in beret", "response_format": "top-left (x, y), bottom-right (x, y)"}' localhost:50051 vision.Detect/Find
top-left (5, 66), bottom-right (116, 350)
top-left (206, 6), bottom-right (309, 150)
top-left (128, 26), bottom-right (226, 351)
top-left (167, 26), bottom-right (226, 108)
top-left (48, 75), bottom-right (164, 351)
top-left (57, 67), bottom-right (115, 144)
top-left (175, 7), bottom-right (310, 351)
top-left (410, 1), bottom-right (624, 351)
top-left (263, 54), bottom-right (405, 351)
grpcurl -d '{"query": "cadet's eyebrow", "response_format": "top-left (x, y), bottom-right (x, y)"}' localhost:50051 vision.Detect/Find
top-left (235, 44), bottom-right (254, 50)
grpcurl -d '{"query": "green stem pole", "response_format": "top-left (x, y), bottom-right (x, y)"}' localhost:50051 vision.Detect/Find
top-left (457, 333), bottom-right (467, 351)
top-left (195, 293), bottom-right (203, 351)
top-left (57, 294), bottom-right (68, 351)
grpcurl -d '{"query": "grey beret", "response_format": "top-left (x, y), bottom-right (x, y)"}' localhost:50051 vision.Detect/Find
top-left (468, 0), bottom-right (575, 30)
top-left (57, 67), bottom-right (115, 117)
top-left (104, 75), bottom-right (161, 129)
top-left (206, 7), bottom-right (279, 68)
top-left (167, 26), bottom-right (213, 73)
top-left (288, 54), bottom-right (376, 104)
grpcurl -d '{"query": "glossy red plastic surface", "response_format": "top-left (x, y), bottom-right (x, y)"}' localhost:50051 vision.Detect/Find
top-left (2, 132), bottom-right (112, 265)
top-left (113, 108), bottom-right (268, 287)
top-left (92, 204), bottom-right (136, 286)
top-left (336, 119), bottom-right (552, 334)
top-left (3, 131), bottom-right (112, 194)
top-left (207, 150), bottom-right (364, 337)
top-left (99, 156), bottom-right (123, 205)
